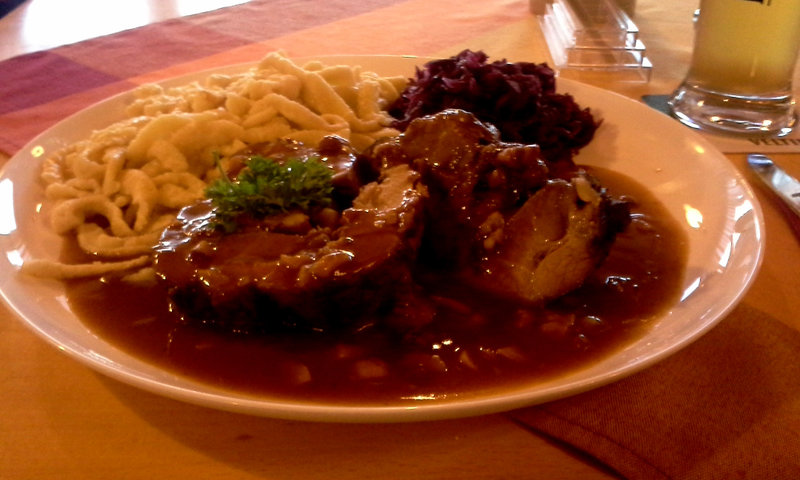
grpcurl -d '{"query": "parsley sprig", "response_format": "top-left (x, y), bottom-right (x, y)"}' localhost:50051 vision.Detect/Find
top-left (205, 155), bottom-right (334, 233)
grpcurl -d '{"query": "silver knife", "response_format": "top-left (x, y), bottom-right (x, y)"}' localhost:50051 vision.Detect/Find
top-left (747, 153), bottom-right (800, 219)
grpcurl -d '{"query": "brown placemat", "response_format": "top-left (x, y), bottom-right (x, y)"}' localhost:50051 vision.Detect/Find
top-left (509, 303), bottom-right (800, 479)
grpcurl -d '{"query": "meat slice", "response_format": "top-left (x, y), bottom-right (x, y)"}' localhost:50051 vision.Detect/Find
top-left (476, 176), bottom-right (626, 303)
top-left (363, 109), bottom-right (551, 267)
top-left (360, 109), bottom-right (630, 304)
top-left (154, 110), bottom-right (628, 334)
top-left (153, 139), bottom-right (426, 334)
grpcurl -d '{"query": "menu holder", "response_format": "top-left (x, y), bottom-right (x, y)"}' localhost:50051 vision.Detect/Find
top-left (530, 0), bottom-right (652, 83)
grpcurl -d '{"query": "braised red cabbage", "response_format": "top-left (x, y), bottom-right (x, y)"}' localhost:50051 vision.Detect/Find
top-left (389, 50), bottom-right (599, 163)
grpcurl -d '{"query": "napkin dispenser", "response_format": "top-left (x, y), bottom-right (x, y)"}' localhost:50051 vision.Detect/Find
top-left (530, 0), bottom-right (652, 83)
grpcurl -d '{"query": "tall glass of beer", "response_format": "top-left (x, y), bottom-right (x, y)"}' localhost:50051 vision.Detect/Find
top-left (668, 0), bottom-right (800, 137)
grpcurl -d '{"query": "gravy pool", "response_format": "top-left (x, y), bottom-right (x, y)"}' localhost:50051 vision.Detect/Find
top-left (65, 167), bottom-right (688, 404)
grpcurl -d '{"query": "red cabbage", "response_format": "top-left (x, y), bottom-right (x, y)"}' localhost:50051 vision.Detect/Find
top-left (389, 50), bottom-right (599, 163)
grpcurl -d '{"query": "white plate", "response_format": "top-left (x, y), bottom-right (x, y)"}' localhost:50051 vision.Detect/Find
top-left (0, 56), bottom-right (764, 422)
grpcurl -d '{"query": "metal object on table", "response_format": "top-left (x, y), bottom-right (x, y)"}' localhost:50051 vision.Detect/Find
top-left (747, 153), bottom-right (800, 219)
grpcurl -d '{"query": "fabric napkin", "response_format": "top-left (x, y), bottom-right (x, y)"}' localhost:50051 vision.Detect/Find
top-left (508, 303), bottom-right (800, 479)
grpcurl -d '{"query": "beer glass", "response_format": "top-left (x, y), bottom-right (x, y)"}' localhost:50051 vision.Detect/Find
top-left (668, 0), bottom-right (800, 137)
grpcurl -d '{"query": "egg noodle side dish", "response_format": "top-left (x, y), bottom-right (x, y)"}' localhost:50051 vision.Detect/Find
top-left (22, 52), bottom-right (407, 282)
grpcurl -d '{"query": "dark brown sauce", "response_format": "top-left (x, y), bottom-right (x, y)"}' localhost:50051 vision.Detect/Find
top-left (64, 167), bottom-right (688, 405)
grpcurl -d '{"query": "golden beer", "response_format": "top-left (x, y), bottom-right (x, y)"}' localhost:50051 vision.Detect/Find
top-left (668, 0), bottom-right (800, 136)
top-left (690, 0), bottom-right (800, 95)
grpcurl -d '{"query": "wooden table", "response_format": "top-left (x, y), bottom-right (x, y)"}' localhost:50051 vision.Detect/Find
top-left (1, 1), bottom-right (798, 478)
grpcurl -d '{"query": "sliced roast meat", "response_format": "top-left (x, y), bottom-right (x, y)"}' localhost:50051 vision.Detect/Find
top-left (475, 176), bottom-right (628, 303)
top-left (359, 109), bottom-right (630, 304)
top-left (362, 109), bottom-right (551, 267)
top-left (153, 140), bottom-right (427, 334)
top-left (154, 110), bottom-right (629, 334)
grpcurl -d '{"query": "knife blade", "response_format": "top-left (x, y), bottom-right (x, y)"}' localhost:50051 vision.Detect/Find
top-left (746, 153), bottom-right (800, 219)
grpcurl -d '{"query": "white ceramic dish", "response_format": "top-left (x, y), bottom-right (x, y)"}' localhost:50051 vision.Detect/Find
top-left (0, 56), bottom-right (764, 422)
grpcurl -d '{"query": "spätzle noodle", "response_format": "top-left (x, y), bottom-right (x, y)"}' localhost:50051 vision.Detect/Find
top-left (26, 52), bottom-right (407, 281)
top-left (21, 256), bottom-right (152, 280)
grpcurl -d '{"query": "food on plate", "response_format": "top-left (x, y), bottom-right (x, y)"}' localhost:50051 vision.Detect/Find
top-left (67, 162), bottom-right (686, 401)
top-left (363, 109), bottom-right (630, 304)
top-left (23, 51), bottom-right (407, 280)
top-left (389, 49), bottom-right (599, 163)
top-left (152, 108), bottom-right (628, 335)
top-left (153, 136), bottom-right (426, 333)
top-left (21, 51), bottom-right (689, 402)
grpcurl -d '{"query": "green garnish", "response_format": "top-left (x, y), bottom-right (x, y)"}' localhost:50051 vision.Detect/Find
top-left (205, 155), bottom-right (334, 232)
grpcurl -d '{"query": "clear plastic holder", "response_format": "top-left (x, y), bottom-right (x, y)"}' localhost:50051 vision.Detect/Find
top-left (531, 0), bottom-right (652, 83)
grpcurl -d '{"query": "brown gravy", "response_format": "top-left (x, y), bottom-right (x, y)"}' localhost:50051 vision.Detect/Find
top-left (65, 167), bottom-right (688, 405)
